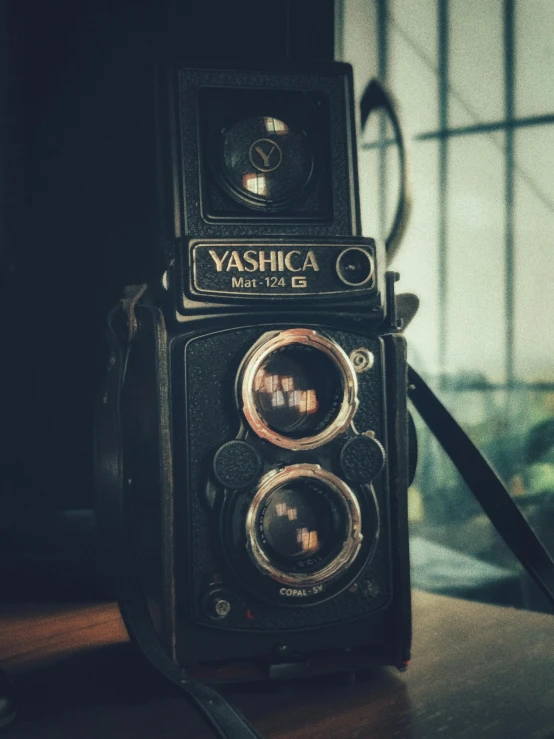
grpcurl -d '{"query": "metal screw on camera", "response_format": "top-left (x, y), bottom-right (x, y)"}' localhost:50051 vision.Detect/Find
top-left (350, 348), bottom-right (374, 373)
top-left (214, 598), bottom-right (231, 618)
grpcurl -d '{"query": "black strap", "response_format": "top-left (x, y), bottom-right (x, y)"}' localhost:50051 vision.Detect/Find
top-left (360, 78), bottom-right (412, 261)
top-left (94, 289), bottom-right (263, 739)
top-left (119, 573), bottom-right (264, 739)
top-left (408, 365), bottom-right (554, 608)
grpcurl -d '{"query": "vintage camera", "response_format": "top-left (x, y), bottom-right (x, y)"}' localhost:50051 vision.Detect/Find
top-left (95, 62), bottom-right (413, 683)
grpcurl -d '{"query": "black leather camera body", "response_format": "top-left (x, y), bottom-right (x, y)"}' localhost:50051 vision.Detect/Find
top-left (96, 62), bottom-right (412, 683)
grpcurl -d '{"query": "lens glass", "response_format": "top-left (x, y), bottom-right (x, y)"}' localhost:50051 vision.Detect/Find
top-left (258, 479), bottom-right (343, 567)
top-left (252, 344), bottom-right (343, 438)
top-left (220, 116), bottom-right (313, 205)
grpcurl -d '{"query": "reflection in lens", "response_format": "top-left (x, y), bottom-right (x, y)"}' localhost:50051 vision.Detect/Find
top-left (245, 463), bottom-right (365, 588)
top-left (260, 480), bottom-right (339, 562)
top-left (241, 329), bottom-right (359, 451)
top-left (252, 345), bottom-right (343, 439)
top-left (220, 115), bottom-right (313, 205)
top-left (242, 173), bottom-right (267, 195)
top-left (264, 117), bottom-right (289, 135)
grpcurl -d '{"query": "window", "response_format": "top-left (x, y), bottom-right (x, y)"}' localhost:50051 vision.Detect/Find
top-left (339, 0), bottom-right (554, 611)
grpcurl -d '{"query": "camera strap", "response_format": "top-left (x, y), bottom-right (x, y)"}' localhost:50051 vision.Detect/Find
top-left (407, 365), bottom-right (554, 608)
top-left (95, 285), bottom-right (264, 739)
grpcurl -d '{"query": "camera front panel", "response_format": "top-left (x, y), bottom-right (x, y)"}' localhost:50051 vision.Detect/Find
top-left (171, 323), bottom-right (395, 639)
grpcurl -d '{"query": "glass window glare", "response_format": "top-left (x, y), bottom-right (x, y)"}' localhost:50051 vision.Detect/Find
top-left (339, 0), bottom-right (554, 612)
top-left (449, 0), bottom-right (504, 127)
top-left (446, 133), bottom-right (506, 383)
top-left (392, 141), bottom-right (441, 377)
top-left (388, 1), bottom-right (439, 137)
top-left (515, 0), bottom-right (554, 118)
top-left (514, 127), bottom-right (554, 383)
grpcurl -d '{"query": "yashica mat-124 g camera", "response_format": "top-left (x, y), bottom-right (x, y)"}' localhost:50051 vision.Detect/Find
top-left (95, 62), bottom-right (414, 691)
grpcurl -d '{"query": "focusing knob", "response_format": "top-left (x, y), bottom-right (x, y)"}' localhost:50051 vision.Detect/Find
top-left (340, 432), bottom-right (385, 483)
top-left (213, 440), bottom-right (262, 489)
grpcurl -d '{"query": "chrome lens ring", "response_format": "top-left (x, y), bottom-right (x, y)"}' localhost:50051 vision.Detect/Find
top-left (245, 464), bottom-right (363, 588)
top-left (241, 328), bottom-right (358, 451)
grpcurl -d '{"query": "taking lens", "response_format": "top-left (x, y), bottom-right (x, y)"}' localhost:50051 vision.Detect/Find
top-left (245, 464), bottom-right (363, 588)
top-left (259, 479), bottom-right (341, 564)
top-left (240, 329), bottom-right (358, 451)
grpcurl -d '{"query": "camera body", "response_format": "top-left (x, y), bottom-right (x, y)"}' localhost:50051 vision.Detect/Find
top-left (98, 62), bottom-right (412, 681)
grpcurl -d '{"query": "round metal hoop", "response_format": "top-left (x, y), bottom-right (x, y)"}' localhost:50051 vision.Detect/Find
top-left (240, 328), bottom-right (358, 451)
top-left (245, 463), bottom-right (363, 588)
top-left (335, 247), bottom-right (375, 287)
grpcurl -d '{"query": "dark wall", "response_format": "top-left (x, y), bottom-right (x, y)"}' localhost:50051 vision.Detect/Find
top-left (0, 0), bottom-right (335, 513)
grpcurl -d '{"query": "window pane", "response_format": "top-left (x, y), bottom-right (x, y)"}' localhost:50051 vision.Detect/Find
top-left (514, 126), bottom-right (554, 383)
top-left (511, 123), bottom-right (554, 597)
top-left (339, 0), bottom-right (378, 103)
top-left (391, 141), bottom-right (440, 376)
top-left (359, 117), bottom-right (397, 241)
top-left (385, 125), bottom-right (402, 235)
top-left (515, 0), bottom-right (554, 118)
top-left (358, 146), bottom-right (381, 239)
top-left (388, 0), bottom-right (438, 137)
top-left (446, 134), bottom-right (506, 382)
top-left (448, 97), bottom-right (478, 128)
top-left (360, 108), bottom-right (382, 146)
top-left (410, 406), bottom-right (527, 608)
top-left (342, 0), bottom-right (554, 612)
top-left (449, 0), bottom-right (504, 127)
top-left (390, 0), bottom-right (438, 65)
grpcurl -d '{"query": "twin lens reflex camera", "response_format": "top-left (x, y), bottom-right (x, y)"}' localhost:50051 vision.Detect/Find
top-left (95, 62), bottom-right (414, 682)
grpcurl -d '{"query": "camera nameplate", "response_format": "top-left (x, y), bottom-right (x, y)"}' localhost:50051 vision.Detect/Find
top-left (189, 238), bottom-right (377, 300)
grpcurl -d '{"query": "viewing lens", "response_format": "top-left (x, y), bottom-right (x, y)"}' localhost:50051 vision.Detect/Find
top-left (252, 345), bottom-right (343, 438)
top-left (241, 329), bottom-right (358, 451)
top-left (260, 479), bottom-right (340, 563)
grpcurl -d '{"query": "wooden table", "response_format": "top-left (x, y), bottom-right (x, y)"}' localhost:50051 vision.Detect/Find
top-left (0, 592), bottom-right (553, 738)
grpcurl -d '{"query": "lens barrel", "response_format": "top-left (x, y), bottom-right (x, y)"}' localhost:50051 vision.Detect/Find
top-left (240, 329), bottom-right (358, 450)
top-left (245, 464), bottom-right (363, 588)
